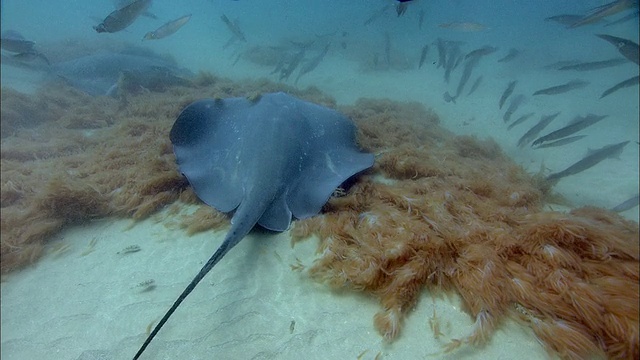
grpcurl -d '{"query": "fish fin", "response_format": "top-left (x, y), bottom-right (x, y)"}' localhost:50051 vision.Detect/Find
top-left (106, 83), bottom-right (119, 97)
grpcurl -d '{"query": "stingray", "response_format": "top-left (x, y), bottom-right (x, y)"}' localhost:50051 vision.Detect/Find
top-left (133, 92), bottom-right (374, 359)
top-left (51, 52), bottom-right (192, 96)
top-left (1, 50), bottom-right (191, 96)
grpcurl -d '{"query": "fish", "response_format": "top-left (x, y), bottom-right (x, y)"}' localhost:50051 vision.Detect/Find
top-left (611, 194), bottom-right (640, 212)
top-left (444, 44), bottom-right (461, 83)
top-left (498, 80), bottom-right (517, 110)
top-left (604, 10), bottom-right (639, 26)
top-left (570, 0), bottom-right (639, 28)
top-left (418, 9), bottom-right (425, 29)
top-left (533, 80), bottom-right (589, 96)
top-left (557, 58), bottom-right (628, 71)
top-left (221, 14), bottom-right (246, 42)
top-left (132, 92), bottom-right (374, 359)
top-left (418, 44), bottom-right (429, 69)
top-left (600, 75), bottom-right (639, 98)
top-left (0, 30), bottom-right (35, 53)
top-left (295, 43), bottom-right (330, 84)
top-left (534, 135), bottom-right (587, 149)
top-left (531, 114), bottom-right (607, 147)
top-left (596, 34), bottom-right (639, 64)
top-left (507, 112), bottom-right (535, 131)
top-left (143, 14), bottom-right (191, 40)
top-left (542, 60), bottom-right (582, 70)
top-left (465, 45), bottom-right (498, 60)
top-left (452, 51), bottom-right (465, 71)
top-left (113, 0), bottom-right (156, 19)
top-left (435, 38), bottom-right (446, 69)
top-left (279, 48), bottom-right (305, 81)
top-left (467, 76), bottom-right (483, 96)
top-left (94, 0), bottom-right (151, 33)
top-left (454, 55), bottom-right (480, 97)
top-left (497, 48), bottom-right (519, 63)
top-left (443, 91), bottom-right (457, 104)
top-left (111, 66), bottom-right (192, 97)
top-left (503, 94), bottom-right (526, 123)
top-left (384, 32), bottom-right (392, 68)
top-left (517, 112), bottom-right (560, 148)
top-left (545, 14), bottom-right (586, 26)
top-left (364, 5), bottom-right (391, 26)
top-left (438, 22), bottom-right (488, 32)
top-left (396, 3), bottom-right (408, 16)
top-left (546, 141), bottom-right (630, 182)
top-left (396, 0), bottom-right (413, 16)
top-left (8, 50), bottom-right (50, 66)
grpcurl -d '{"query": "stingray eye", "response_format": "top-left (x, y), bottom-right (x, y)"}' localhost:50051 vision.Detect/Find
top-left (617, 41), bottom-right (624, 48)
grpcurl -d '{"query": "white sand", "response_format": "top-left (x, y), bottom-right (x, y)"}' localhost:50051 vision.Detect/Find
top-left (1, 205), bottom-right (549, 360)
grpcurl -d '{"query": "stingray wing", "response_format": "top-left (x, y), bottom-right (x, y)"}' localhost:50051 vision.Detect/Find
top-left (170, 98), bottom-right (251, 212)
top-left (281, 94), bottom-right (374, 219)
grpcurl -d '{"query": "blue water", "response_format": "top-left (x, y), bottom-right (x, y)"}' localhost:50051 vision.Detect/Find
top-left (1, 1), bottom-right (639, 359)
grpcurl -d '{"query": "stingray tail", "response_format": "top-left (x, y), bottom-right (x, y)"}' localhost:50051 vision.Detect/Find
top-left (133, 201), bottom-right (261, 359)
top-left (132, 240), bottom-right (231, 359)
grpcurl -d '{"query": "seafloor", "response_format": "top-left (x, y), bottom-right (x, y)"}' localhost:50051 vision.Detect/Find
top-left (1, 75), bottom-right (638, 359)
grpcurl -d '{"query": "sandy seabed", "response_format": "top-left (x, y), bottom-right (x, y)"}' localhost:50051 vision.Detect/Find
top-left (1, 58), bottom-right (638, 359)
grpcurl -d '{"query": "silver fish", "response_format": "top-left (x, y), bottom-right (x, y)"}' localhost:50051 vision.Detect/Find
top-left (384, 32), bottom-right (392, 68)
top-left (94, 0), bottom-right (152, 33)
top-left (10, 50), bottom-right (50, 65)
top-left (295, 43), bottom-right (330, 84)
top-left (534, 135), bottom-right (587, 149)
top-left (542, 60), bottom-right (582, 70)
top-left (533, 80), bottom-right (589, 96)
top-left (435, 38), bottom-right (446, 69)
top-left (498, 80), bottom-right (517, 109)
top-left (221, 14), bottom-right (246, 42)
top-left (570, 0), bottom-right (638, 28)
top-left (611, 194), bottom-right (639, 212)
top-left (1, 30), bottom-right (35, 53)
top-left (364, 5), bottom-right (391, 26)
top-left (396, 2), bottom-right (409, 16)
top-left (144, 14), bottom-right (191, 40)
top-left (517, 112), bottom-right (560, 148)
top-left (604, 10), bottom-right (639, 27)
top-left (114, 0), bottom-right (156, 19)
top-left (443, 91), bottom-right (457, 104)
top-left (439, 22), bottom-right (488, 32)
top-left (467, 76), bottom-right (483, 96)
top-left (546, 141), bottom-right (630, 182)
top-left (279, 48), bottom-right (305, 81)
top-left (503, 94), bottom-right (526, 123)
top-left (558, 58), bottom-right (628, 71)
top-left (418, 44), bottom-right (429, 69)
top-left (600, 75), bottom-right (639, 98)
top-left (418, 9), bottom-right (425, 29)
top-left (545, 14), bottom-right (585, 26)
top-left (596, 34), bottom-right (639, 65)
top-left (497, 48), bottom-right (519, 63)
top-left (444, 44), bottom-right (461, 83)
top-left (454, 55), bottom-right (480, 97)
top-left (465, 45), bottom-right (497, 60)
top-left (507, 112), bottom-right (535, 131)
top-left (531, 114), bottom-right (607, 147)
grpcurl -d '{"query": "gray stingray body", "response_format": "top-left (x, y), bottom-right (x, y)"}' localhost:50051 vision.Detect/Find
top-left (51, 52), bottom-right (191, 96)
top-left (133, 92), bottom-right (374, 359)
